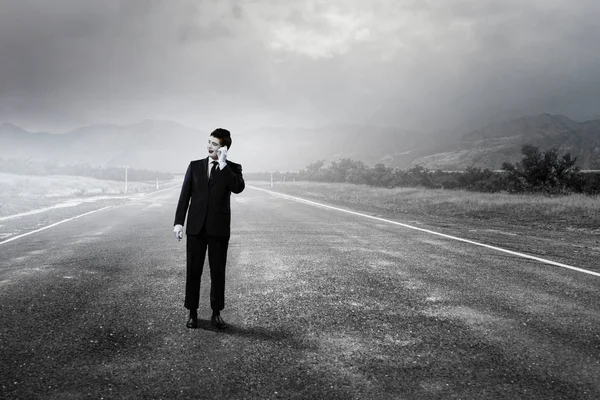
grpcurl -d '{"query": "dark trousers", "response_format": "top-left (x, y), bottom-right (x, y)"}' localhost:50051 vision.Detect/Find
top-left (184, 230), bottom-right (230, 312)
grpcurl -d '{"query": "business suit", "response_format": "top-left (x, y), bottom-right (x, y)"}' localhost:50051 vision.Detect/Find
top-left (174, 157), bottom-right (245, 314)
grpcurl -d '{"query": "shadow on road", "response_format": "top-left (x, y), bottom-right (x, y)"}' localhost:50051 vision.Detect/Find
top-left (195, 319), bottom-right (297, 343)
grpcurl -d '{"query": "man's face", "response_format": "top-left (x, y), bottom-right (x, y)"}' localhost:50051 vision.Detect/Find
top-left (207, 135), bottom-right (222, 159)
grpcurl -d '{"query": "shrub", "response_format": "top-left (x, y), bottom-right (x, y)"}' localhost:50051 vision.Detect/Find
top-left (501, 145), bottom-right (582, 193)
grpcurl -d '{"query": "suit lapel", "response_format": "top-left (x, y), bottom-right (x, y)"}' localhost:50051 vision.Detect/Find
top-left (198, 157), bottom-right (208, 187)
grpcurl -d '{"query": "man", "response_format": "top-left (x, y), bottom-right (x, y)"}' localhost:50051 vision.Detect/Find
top-left (173, 128), bottom-right (245, 329)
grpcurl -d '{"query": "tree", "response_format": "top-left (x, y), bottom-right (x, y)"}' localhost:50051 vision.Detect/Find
top-left (501, 144), bottom-right (582, 193)
top-left (405, 165), bottom-right (434, 187)
top-left (298, 160), bottom-right (325, 180)
top-left (367, 163), bottom-right (394, 187)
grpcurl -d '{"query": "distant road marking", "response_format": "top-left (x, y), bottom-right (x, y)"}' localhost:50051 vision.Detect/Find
top-left (0, 185), bottom-right (179, 223)
top-left (0, 206), bottom-right (113, 246)
top-left (138, 184), bottom-right (181, 196)
top-left (1, 197), bottom-right (123, 221)
top-left (0, 186), bottom-right (181, 245)
top-left (249, 185), bottom-right (600, 278)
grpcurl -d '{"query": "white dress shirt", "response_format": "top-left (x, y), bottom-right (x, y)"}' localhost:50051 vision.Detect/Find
top-left (207, 157), bottom-right (227, 178)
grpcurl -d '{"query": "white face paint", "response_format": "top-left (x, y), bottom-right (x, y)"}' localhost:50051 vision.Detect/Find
top-left (207, 135), bottom-right (222, 160)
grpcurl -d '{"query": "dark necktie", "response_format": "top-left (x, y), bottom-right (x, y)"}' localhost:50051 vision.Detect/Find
top-left (209, 161), bottom-right (218, 180)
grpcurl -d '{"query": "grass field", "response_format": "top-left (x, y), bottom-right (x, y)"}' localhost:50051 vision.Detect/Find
top-left (0, 173), bottom-right (176, 217)
top-left (251, 180), bottom-right (600, 232)
top-left (4, 173), bottom-right (597, 232)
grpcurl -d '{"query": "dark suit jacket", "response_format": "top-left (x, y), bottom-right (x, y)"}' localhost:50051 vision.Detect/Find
top-left (174, 158), bottom-right (245, 237)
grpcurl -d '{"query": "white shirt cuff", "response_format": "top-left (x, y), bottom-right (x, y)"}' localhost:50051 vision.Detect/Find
top-left (218, 161), bottom-right (227, 170)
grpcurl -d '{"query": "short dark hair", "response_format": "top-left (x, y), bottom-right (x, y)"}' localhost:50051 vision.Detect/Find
top-left (210, 128), bottom-right (232, 149)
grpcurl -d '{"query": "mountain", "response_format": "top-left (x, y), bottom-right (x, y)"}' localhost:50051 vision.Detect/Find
top-left (238, 114), bottom-right (599, 172)
top-left (59, 120), bottom-right (207, 172)
top-left (233, 124), bottom-right (447, 172)
top-left (0, 123), bottom-right (60, 159)
top-left (408, 114), bottom-right (600, 171)
top-left (0, 120), bottom-right (442, 173)
top-left (1, 114), bottom-right (598, 173)
top-left (0, 120), bottom-right (207, 173)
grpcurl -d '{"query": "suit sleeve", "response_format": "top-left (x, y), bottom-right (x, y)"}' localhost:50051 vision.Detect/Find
top-left (223, 162), bottom-right (245, 194)
top-left (174, 163), bottom-right (193, 225)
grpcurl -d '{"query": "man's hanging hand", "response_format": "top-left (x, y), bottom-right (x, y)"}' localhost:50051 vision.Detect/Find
top-left (173, 224), bottom-right (184, 241)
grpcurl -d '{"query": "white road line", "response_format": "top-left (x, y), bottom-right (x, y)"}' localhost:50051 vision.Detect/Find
top-left (1, 197), bottom-right (125, 221)
top-left (0, 185), bottom-right (181, 245)
top-left (1, 185), bottom-right (179, 222)
top-left (137, 184), bottom-right (181, 197)
top-left (249, 185), bottom-right (600, 278)
top-left (0, 206), bottom-right (113, 246)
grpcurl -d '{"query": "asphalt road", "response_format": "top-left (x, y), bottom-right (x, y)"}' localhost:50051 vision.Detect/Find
top-left (1, 185), bottom-right (599, 399)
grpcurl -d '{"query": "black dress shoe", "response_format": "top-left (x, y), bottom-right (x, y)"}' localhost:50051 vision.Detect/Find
top-left (211, 315), bottom-right (228, 329)
top-left (186, 316), bottom-right (198, 329)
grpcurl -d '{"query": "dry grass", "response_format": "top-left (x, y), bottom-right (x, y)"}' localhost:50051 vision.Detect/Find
top-left (251, 181), bottom-right (600, 231)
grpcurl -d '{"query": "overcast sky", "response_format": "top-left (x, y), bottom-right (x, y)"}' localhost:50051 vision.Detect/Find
top-left (1, 0), bottom-right (599, 134)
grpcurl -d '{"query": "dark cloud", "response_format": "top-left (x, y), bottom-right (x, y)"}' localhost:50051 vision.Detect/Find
top-left (0, 0), bottom-right (599, 133)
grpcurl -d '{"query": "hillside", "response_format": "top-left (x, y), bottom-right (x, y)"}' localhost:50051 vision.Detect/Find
top-left (0, 121), bottom-right (207, 173)
top-left (1, 114), bottom-right (598, 173)
top-left (233, 124), bottom-right (445, 172)
top-left (409, 114), bottom-right (600, 171)
top-left (0, 121), bottom-right (439, 173)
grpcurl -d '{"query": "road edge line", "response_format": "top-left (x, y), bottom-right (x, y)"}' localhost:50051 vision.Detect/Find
top-left (249, 185), bottom-right (600, 278)
top-left (0, 206), bottom-right (113, 246)
top-left (0, 185), bottom-right (181, 245)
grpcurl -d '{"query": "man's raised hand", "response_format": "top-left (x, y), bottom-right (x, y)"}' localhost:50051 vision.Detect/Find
top-left (217, 146), bottom-right (228, 165)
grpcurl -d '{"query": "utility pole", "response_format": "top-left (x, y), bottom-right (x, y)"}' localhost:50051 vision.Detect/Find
top-left (124, 165), bottom-right (129, 193)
